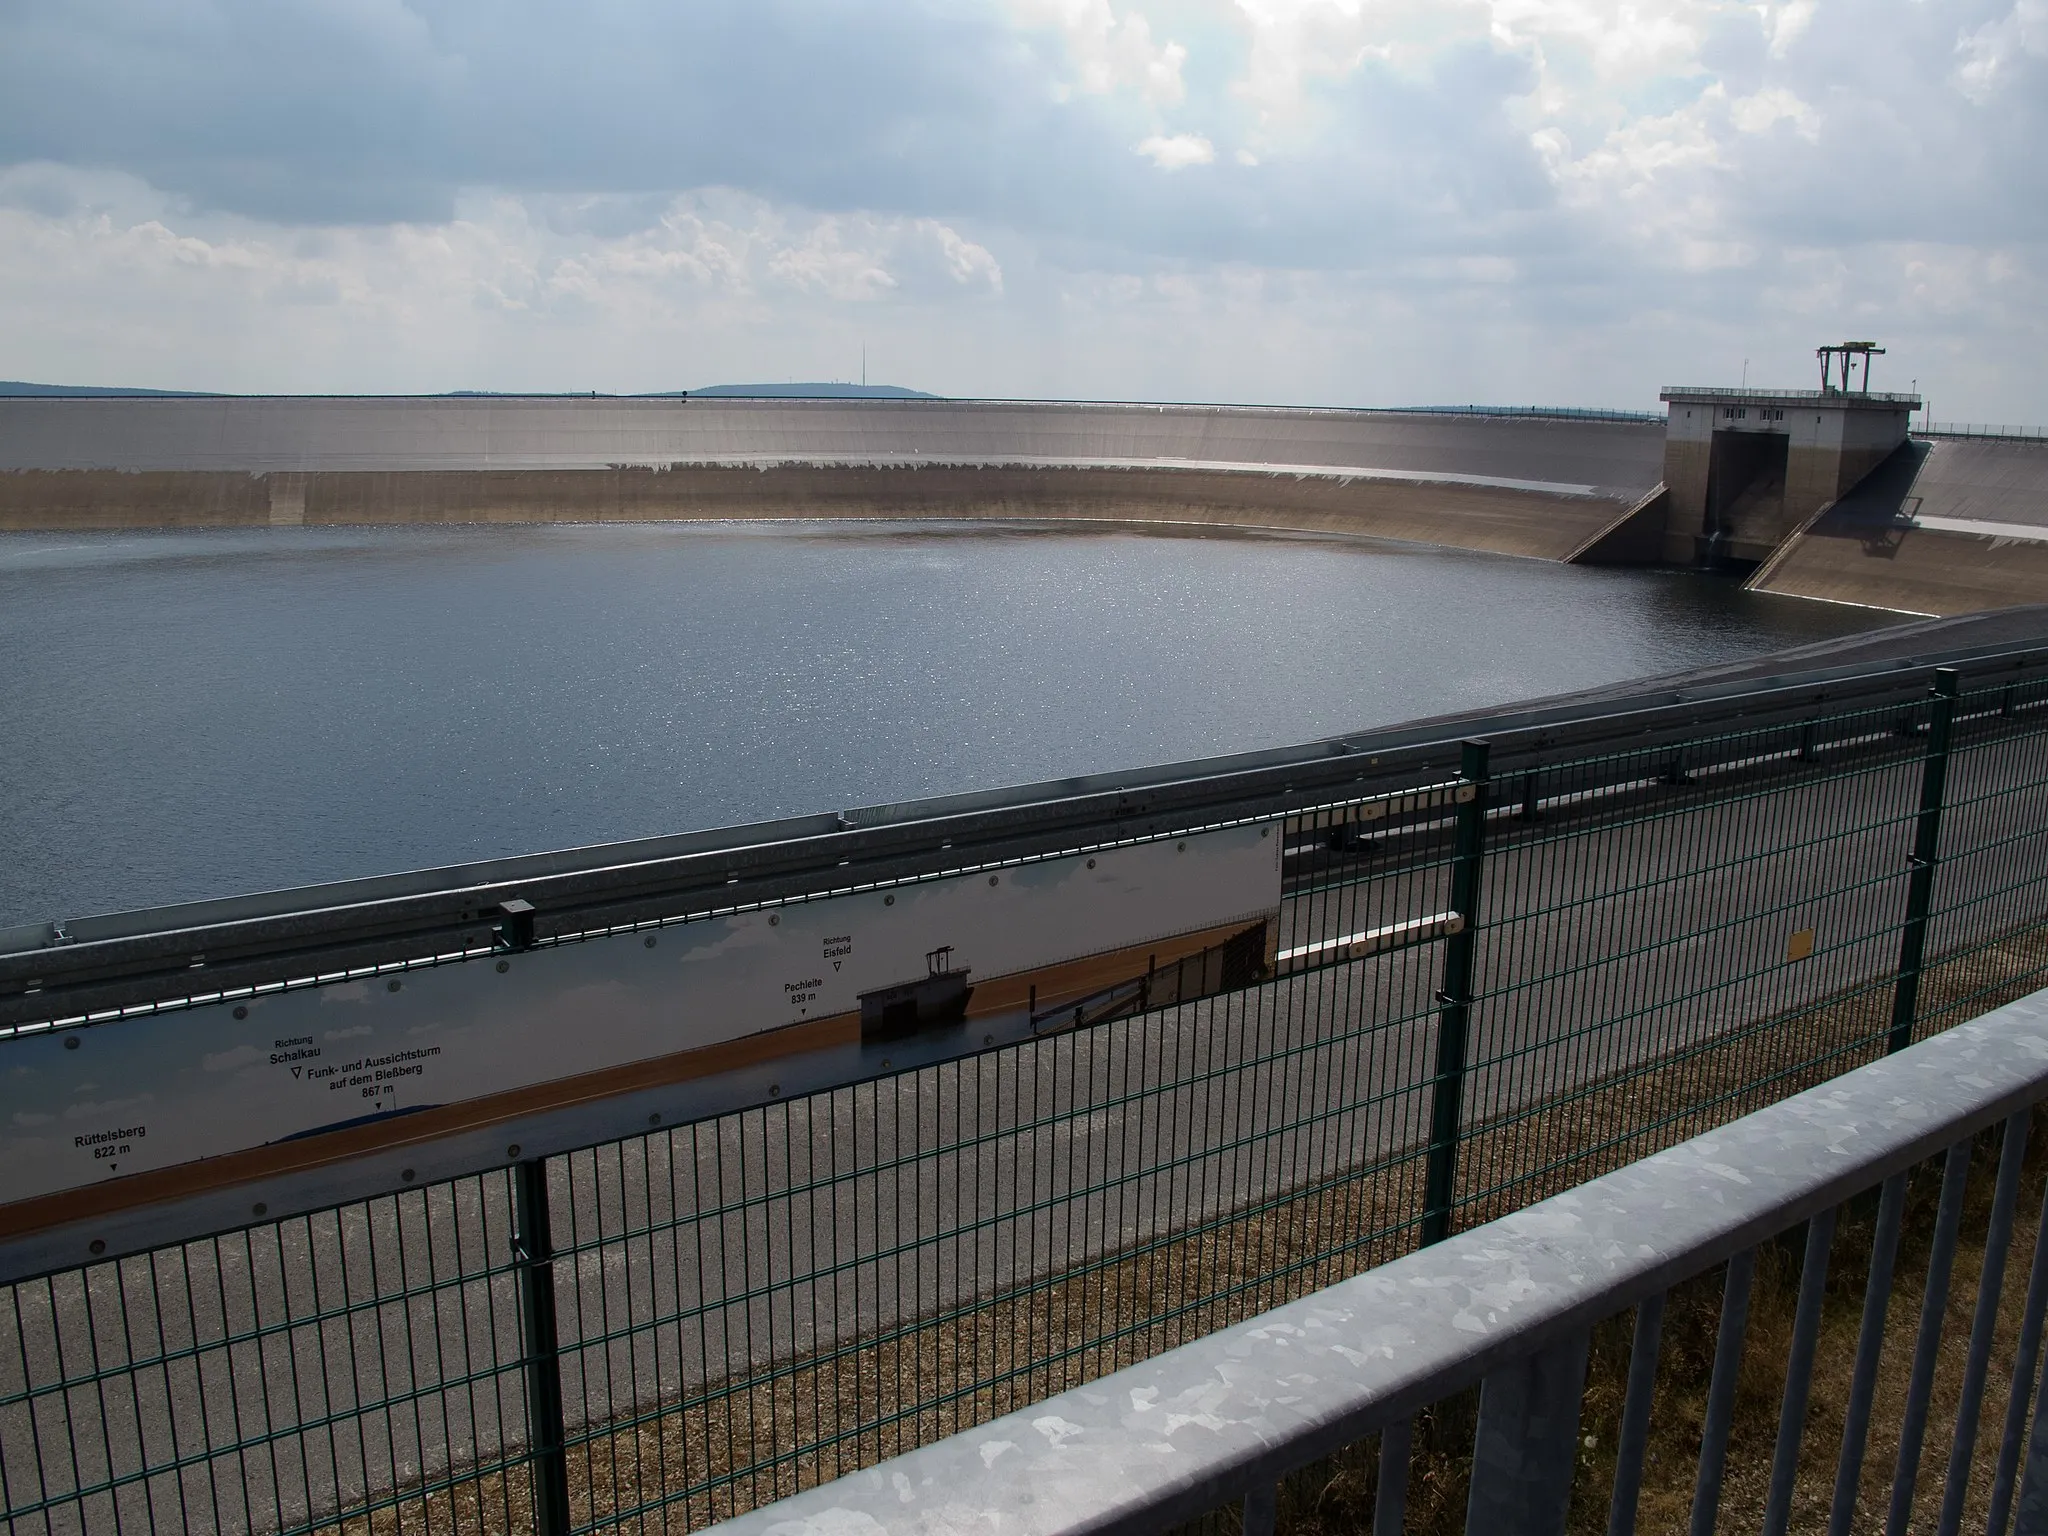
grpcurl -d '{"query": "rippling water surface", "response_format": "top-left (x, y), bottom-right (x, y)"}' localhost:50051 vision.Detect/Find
top-left (0, 521), bottom-right (1886, 923)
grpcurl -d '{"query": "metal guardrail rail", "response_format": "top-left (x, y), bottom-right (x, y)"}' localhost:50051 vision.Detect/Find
top-left (6, 633), bottom-right (2047, 1030)
top-left (1660, 386), bottom-right (1923, 406)
top-left (710, 987), bottom-right (2048, 1536)
top-left (1381, 404), bottom-right (1663, 424)
top-left (1920, 422), bottom-right (2048, 443)
top-left (3, 635), bottom-right (2048, 1534)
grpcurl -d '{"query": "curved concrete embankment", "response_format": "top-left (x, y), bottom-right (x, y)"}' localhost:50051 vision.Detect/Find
top-left (0, 396), bottom-right (1665, 560)
top-left (1749, 434), bottom-right (2048, 614)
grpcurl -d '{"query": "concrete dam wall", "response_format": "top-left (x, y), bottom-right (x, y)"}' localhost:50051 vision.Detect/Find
top-left (1748, 434), bottom-right (2048, 615)
top-left (9, 394), bottom-right (2043, 616)
top-left (0, 397), bottom-right (1664, 562)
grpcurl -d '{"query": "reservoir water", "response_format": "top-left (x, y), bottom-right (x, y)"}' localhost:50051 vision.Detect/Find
top-left (0, 521), bottom-right (1886, 925)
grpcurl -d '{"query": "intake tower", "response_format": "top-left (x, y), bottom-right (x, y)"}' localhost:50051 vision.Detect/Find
top-left (1659, 344), bottom-right (1920, 567)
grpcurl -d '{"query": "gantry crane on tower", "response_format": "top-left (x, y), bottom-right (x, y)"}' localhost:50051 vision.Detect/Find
top-left (1817, 340), bottom-right (1885, 393)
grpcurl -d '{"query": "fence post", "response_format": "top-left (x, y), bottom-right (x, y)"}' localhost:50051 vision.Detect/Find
top-left (1888, 669), bottom-right (1960, 1055)
top-left (1423, 739), bottom-right (1489, 1246)
top-left (513, 1158), bottom-right (572, 1536)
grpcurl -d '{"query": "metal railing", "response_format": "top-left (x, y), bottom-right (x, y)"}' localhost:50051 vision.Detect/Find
top-left (1385, 404), bottom-right (1663, 424)
top-left (712, 985), bottom-right (2048, 1536)
top-left (4, 645), bottom-right (2048, 1533)
top-left (1660, 386), bottom-right (1923, 407)
top-left (1920, 422), bottom-right (2048, 443)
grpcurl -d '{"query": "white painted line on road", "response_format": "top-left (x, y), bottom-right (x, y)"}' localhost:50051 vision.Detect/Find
top-left (1288, 728), bottom-right (1921, 862)
top-left (1912, 515), bottom-right (2048, 544)
top-left (1286, 780), bottom-right (1471, 838)
top-left (1278, 911), bottom-right (1461, 968)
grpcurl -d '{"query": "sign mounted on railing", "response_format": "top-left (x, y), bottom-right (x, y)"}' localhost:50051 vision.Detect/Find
top-left (0, 824), bottom-right (1281, 1215)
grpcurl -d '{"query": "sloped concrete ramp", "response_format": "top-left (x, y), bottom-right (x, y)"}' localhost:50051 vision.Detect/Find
top-left (1748, 435), bottom-right (2048, 614)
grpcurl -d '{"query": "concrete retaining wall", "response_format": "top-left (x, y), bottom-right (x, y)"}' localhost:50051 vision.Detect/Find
top-left (14, 398), bottom-right (2046, 616)
top-left (1751, 436), bottom-right (2048, 615)
top-left (0, 396), bottom-right (1666, 560)
top-left (0, 463), bottom-right (1628, 561)
top-left (0, 396), bottom-right (1666, 488)
top-left (1566, 485), bottom-right (1671, 565)
top-left (1753, 524), bottom-right (2048, 616)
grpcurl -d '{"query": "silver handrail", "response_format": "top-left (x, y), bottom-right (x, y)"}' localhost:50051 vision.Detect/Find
top-left (710, 985), bottom-right (2048, 1536)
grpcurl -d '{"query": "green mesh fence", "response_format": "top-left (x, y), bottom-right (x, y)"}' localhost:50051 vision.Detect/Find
top-left (5, 673), bottom-right (2048, 1535)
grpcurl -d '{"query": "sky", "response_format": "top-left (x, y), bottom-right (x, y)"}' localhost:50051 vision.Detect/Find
top-left (0, 0), bottom-right (2042, 418)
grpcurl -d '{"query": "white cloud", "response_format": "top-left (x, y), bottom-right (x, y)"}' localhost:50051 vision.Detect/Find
top-left (1229, 0), bottom-right (1379, 127)
top-left (0, 1), bottom-right (2043, 419)
top-left (1486, 0), bottom-right (1705, 86)
top-left (1956, 1), bottom-right (2048, 104)
top-left (1008, 0), bottom-right (1189, 104)
top-left (0, 173), bottom-right (1004, 392)
top-left (1136, 132), bottom-right (1217, 169)
top-left (1728, 86), bottom-right (1818, 139)
top-left (1766, 0), bottom-right (1819, 58)
top-left (930, 223), bottom-right (1007, 290)
top-left (761, 214), bottom-right (1005, 300)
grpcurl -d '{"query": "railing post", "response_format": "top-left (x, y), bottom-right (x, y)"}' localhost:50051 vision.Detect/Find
top-left (513, 1158), bottom-right (572, 1536)
top-left (1466, 1330), bottom-right (1591, 1536)
top-left (1423, 739), bottom-right (1489, 1246)
top-left (1239, 1480), bottom-right (1276, 1536)
top-left (1375, 1418), bottom-right (1413, 1536)
top-left (1889, 668), bottom-right (1960, 1054)
top-left (2016, 1337), bottom-right (2048, 1535)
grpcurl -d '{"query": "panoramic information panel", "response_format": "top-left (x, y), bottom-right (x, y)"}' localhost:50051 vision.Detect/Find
top-left (0, 824), bottom-right (1281, 1209)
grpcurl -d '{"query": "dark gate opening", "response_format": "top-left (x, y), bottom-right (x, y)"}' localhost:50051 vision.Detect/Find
top-left (1702, 428), bottom-right (1789, 568)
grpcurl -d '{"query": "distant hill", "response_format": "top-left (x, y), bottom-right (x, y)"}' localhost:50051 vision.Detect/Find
top-left (0, 382), bottom-right (1654, 416)
top-left (0, 381), bottom-right (217, 397)
top-left (679, 383), bottom-right (939, 399)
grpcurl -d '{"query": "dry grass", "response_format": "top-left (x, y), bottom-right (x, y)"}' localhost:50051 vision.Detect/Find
top-left (1263, 1106), bottom-right (2048, 1536)
top-left (1266, 925), bottom-right (2048, 1536)
top-left (326, 925), bottom-right (2048, 1535)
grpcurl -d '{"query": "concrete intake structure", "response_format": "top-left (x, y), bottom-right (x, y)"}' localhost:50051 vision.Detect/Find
top-left (1565, 382), bottom-right (2048, 618)
top-left (1656, 385), bottom-right (1920, 565)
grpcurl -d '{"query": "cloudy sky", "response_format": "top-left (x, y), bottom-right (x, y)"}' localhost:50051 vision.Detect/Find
top-left (0, 0), bottom-right (2042, 417)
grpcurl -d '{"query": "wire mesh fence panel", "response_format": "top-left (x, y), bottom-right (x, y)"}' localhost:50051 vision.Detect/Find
top-left (1457, 704), bottom-right (1931, 1223)
top-left (1919, 677), bottom-right (2048, 1041)
top-left (542, 811), bottom-right (1458, 1530)
top-left (4, 678), bottom-right (2048, 1535)
top-left (0, 1174), bottom-right (538, 1536)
